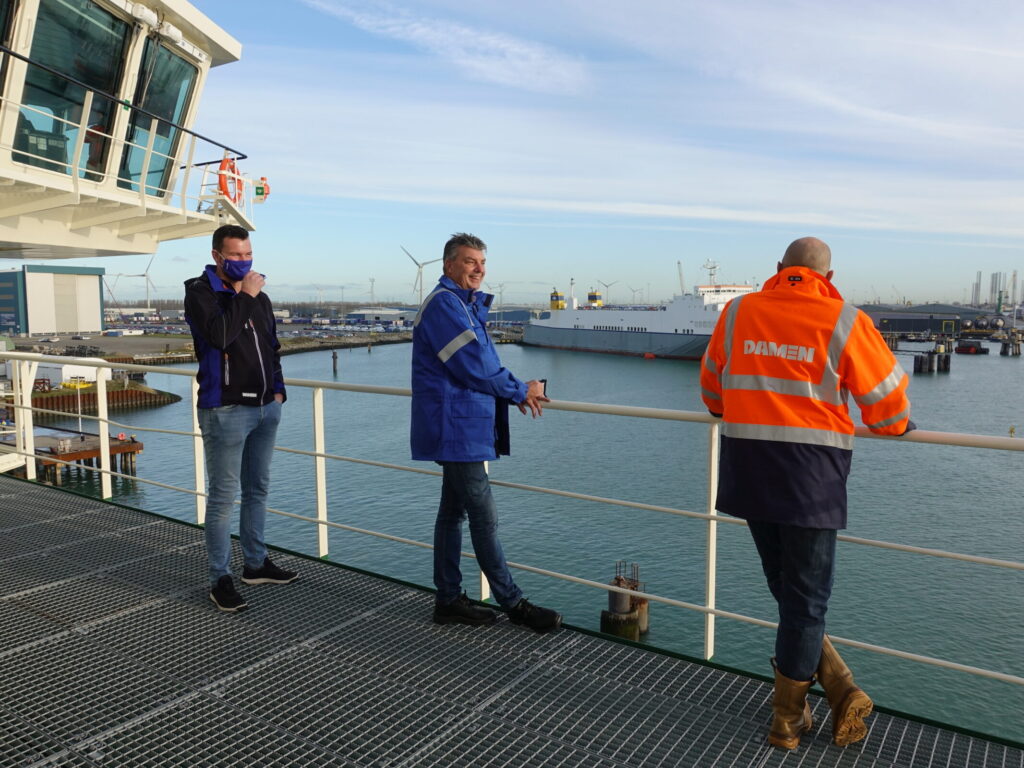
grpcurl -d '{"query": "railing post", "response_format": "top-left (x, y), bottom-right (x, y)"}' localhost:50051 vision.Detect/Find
top-left (10, 358), bottom-right (23, 463)
top-left (704, 421), bottom-right (720, 659)
top-left (479, 460), bottom-right (492, 602)
top-left (96, 370), bottom-right (111, 499)
top-left (191, 378), bottom-right (206, 524)
top-left (178, 132), bottom-right (197, 214)
top-left (312, 387), bottom-right (328, 558)
top-left (70, 90), bottom-right (93, 190)
top-left (19, 360), bottom-right (37, 480)
top-left (137, 117), bottom-right (158, 203)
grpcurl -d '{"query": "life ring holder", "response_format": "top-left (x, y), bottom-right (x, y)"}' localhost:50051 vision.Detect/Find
top-left (218, 157), bottom-right (243, 204)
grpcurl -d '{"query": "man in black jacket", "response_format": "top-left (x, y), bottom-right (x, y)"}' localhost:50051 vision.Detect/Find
top-left (184, 225), bottom-right (295, 612)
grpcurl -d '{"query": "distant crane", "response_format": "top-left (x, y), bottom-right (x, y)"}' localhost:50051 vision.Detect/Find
top-left (402, 246), bottom-right (442, 305)
top-left (677, 261), bottom-right (686, 295)
top-left (486, 282), bottom-right (505, 322)
top-left (102, 277), bottom-right (130, 324)
top-left (598, 279), bottom-right (617, 304)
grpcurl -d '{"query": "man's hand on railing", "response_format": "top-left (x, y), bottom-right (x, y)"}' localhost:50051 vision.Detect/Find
top-left (517, 379), bottom-right (550, 418)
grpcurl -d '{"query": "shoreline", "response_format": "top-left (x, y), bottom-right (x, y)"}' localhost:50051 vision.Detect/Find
top-left (12, 330), bottom-right (413, 363)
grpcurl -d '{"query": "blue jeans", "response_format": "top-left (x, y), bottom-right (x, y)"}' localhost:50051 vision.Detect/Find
top-left (747, 520), bottom-right (836, 681)
top-left (198, 401), bottom-right (282, 583)
top-left (434, 461), bottom-right (523, 608)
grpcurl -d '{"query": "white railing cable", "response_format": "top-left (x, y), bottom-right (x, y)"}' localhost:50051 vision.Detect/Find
top-left (1, 351), bottom-right (1021, 689)
top-left (255, 503), bottom-right (1024, 687)
top-left (271, 445), bottom-right (1022, 571)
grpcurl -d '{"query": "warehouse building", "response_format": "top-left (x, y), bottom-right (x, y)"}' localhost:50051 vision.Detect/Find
top-left (0, 265), bottom-right (104, 336)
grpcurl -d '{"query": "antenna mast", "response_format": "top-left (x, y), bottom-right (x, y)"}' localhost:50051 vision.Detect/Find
top-left (701, 260), bottom-right (719, 285)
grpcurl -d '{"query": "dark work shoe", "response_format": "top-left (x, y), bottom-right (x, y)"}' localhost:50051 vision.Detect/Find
top-left (508, 598), bottom-right (562, 633)
top-left (210, 575), bottom-right (247, 612)
top-left (241, 557), bottom-right (298, 585)
top-left (433, 593), bottom-right (497, 626)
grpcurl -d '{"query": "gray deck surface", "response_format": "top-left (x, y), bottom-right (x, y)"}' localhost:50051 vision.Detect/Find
top-left (1, 476), bottom-right (1020, 768)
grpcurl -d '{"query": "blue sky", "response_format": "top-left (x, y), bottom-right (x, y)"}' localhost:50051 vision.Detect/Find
top-left (91, 0), bottom-right (1024, 306)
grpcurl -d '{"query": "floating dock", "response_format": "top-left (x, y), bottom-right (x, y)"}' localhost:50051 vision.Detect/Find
top-left (0, 477), bottom-right (1018, 767)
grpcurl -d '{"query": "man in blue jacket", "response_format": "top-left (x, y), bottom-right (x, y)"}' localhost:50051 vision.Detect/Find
top-left (185, 225), bottom-right (296, 613)
top-left (412, 233), bottom-right (561, 632)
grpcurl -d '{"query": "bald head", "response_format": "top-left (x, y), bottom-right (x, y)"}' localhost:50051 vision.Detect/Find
top-left (780, 237), bottom-right (832, 276)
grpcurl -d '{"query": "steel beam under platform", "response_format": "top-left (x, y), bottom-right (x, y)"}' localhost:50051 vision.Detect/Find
top-left (0, 477), bottom-right (1019, 767)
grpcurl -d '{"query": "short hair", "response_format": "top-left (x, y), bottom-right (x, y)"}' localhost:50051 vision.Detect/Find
top-left (212, 224), bottom-right (250, 252)
top-left (443, 232), bottom-right (486, 262)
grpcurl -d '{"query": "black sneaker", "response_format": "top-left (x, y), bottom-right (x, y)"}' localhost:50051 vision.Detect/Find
top-left (209, 575), bottom-right (247, 612)
top-left (508, 598), bottom-right (561, 633)
top-left (433, 593), bottom-right (497, 626)
top-left (241, 557), bottom-right (298, 585)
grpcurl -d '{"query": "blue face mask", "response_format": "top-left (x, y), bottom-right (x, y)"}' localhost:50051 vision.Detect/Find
top-left (220, 257), bottom-right (253, 282)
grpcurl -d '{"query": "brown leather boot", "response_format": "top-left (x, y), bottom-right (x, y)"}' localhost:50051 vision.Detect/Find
top-left (769, 666), bottom-right (813, 750)
top-left (817, 636), bottom-right (873, 746)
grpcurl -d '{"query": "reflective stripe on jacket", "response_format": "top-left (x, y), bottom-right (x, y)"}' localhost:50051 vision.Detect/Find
top-left (700, 266), bottom-right (910, 528)
top-left (411, 276), bottom-right (528, 462)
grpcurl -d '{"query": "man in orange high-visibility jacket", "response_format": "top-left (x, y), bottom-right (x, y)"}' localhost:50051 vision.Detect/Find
top-left (701, 237), bottom-right (913, 751)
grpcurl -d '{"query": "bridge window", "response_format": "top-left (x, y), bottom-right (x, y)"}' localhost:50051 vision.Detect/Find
top-left (16, 0), bottom-right (129, 178)
top-left (118, 38), bottom-right (197, 196)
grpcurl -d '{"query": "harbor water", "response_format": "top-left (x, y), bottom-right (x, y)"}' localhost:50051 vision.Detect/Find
top-left (48, 340), bottom-right (1024, 743)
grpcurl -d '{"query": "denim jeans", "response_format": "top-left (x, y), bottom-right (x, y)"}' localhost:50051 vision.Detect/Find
top-left (198, 401), bottom-right (282, 583)
top-left (747, 520), bottom-right (837, 681)
top-left (434, 461), bottom-right (523, 608)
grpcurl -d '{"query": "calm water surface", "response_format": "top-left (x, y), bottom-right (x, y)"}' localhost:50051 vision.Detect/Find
top-left (53, 339), bottom-right (1024, 742)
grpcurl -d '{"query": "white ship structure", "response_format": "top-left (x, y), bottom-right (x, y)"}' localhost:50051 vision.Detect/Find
top-left (523, 261), bottom-right (754, 360)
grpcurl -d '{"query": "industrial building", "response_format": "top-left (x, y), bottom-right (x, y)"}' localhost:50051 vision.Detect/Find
top-left (0, 264), bottom-right (104, 336)
top-left (345, 307), bottom-right (416, 326)
top-left (860, 303), bottom-right (1015, 337)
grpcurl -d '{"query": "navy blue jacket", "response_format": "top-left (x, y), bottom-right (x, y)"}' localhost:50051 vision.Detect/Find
top-left (184, 266), bottom-right (285, 409)
top-left (411, 276), bottom-right (527, 462)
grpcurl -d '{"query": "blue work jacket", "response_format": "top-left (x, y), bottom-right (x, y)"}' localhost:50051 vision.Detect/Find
top-left (411, 276), bottom-right (528, 462)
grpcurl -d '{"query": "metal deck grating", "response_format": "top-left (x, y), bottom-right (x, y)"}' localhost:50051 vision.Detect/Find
top-left (0, 476), bottom-right (1020, 768)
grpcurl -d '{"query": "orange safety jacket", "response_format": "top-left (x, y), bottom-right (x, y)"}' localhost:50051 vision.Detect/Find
top-left (700, 266), bottom-right (911, 528)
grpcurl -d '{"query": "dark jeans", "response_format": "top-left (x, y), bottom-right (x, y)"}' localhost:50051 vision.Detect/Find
top-left (747, 520), bottom-right (837, 681)
top-left (433, 461), bottom-right (523, 608)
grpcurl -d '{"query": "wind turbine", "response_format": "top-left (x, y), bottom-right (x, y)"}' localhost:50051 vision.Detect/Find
top-left (598, 279), bottom-right (617, 304)
top-left (113, 253), bottom-right (158, 315)
top-left (627, 285), bottom-right (641, 303)
top-left (402, 246), bottom-right (442, 305)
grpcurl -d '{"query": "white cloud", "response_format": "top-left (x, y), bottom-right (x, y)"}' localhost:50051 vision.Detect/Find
top-left (185, 2), bottom-right (1024, 302)
top-left (298, 0), bottom-right (589, 94)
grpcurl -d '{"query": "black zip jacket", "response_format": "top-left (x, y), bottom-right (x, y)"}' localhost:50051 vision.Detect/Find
top-left (184, 266), bottom-right (286, 408)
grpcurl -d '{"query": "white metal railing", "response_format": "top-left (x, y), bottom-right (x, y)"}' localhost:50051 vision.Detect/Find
top-left (0, 48), bottom-right (260, 222)
top-left (0, 350), bottom-right (1021, 688)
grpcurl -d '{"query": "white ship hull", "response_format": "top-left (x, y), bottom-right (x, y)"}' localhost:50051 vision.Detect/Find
top-left (524, 284), bottom-right (752, 360)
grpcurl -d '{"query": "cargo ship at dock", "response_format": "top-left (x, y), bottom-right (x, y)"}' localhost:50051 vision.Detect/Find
top-left (523, 262), bottom-right (753, 359)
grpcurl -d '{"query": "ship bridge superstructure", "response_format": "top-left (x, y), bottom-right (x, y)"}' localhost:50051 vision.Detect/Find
top-left (0, 0), bottom-right (265, 260)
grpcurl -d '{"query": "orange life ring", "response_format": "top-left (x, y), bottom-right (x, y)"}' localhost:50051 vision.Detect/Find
top-left (218, 157), bottom-right (242, 203)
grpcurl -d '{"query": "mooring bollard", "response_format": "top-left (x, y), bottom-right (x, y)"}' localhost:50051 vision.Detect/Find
top-left (599, 561), bottom-right (648, 641)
